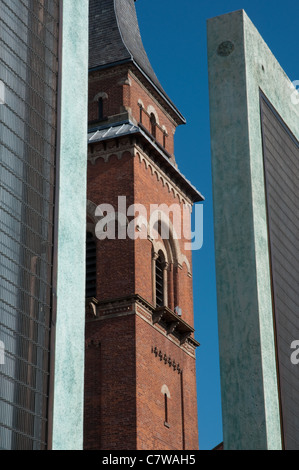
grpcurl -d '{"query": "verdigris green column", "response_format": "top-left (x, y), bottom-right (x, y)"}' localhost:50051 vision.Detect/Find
top-left (50, 0), bottom-right (89, 450)
top-left (208, 10), bottom-right (298, 450)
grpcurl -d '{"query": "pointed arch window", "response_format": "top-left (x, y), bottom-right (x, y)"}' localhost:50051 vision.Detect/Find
top-left (86, 231), bottom-right (97, 298)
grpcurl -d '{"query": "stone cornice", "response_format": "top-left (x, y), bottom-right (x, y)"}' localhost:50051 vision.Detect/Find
top-left (86, 294), bottom-right (199, 357)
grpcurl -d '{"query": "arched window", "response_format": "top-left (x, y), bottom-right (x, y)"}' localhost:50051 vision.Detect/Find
top-left (98, 97), bottom-right (104, 120)
top-left (161, 385), bottom-right (171, 427)
top-left (155, 251), bottom-right (165, 307)
top-left (86, 232), bottom-right (97, 298)
top-left (164, 393), bottom-right (168, 425)
top-left (151, 220), bottom-right (181, 311)
top-left (150, 113), bottom-right (156, 138)
top-left (92, 92), bottom-right (108, 123)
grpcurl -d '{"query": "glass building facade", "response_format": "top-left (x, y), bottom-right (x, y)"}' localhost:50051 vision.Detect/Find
top-left (0, 0), bottom-right (60, 449)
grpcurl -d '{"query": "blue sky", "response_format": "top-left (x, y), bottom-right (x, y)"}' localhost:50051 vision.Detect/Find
top-left (136, 0), bottom-right (298, 450)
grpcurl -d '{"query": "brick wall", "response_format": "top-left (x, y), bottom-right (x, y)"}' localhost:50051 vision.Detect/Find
top-left (84, 63), bottom-right (199, 451)
top-left (136, 315), bottom-right (199, 450)
top-left (87, 151), bottom-right (135, 301)
top-left (88, 67), bottom-right (177, 157)
top-left (134, 155), bottom-right (195, 327)
top-left (84, 315), bottom-right (137, 450)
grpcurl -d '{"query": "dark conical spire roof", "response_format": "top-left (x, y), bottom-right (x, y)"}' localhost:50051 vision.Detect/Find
top-left (89, 0), bottom-right (185, 124)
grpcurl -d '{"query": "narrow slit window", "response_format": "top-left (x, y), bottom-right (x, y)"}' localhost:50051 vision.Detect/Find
top-left (164, 393), bottom-right (168, 424)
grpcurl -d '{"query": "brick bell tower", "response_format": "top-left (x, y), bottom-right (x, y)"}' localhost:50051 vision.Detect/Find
top-left (84, 0), bottom-right (203, 450)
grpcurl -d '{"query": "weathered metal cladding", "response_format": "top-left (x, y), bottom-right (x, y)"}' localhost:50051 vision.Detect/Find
top-left (261, 94), bottom-right (299, 450)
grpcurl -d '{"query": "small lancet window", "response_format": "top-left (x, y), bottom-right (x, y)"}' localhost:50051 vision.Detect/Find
top-left (86, 232), bottom-right (97, 298)
top-left (164, 393), bottom-right (168, 424)
top-left (98, 97), bottom-right (104, 121)
top-left (150, 113), bottom-right (157, 138)
top-left (161, 385), bottom-right (170, 427)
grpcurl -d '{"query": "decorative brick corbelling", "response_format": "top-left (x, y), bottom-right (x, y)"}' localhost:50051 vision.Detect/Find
top-left (88, 137), bottom-right (195, 207)
top-left (134, 146), bottom-right (193, 207)
top-left (88, 148), bottom-right (133, 165)
top-left (151, 346), bottom-right (183, 374)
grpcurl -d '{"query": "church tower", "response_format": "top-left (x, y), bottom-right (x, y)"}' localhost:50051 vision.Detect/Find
top-left (84, 0), bottom-right (203, 450)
